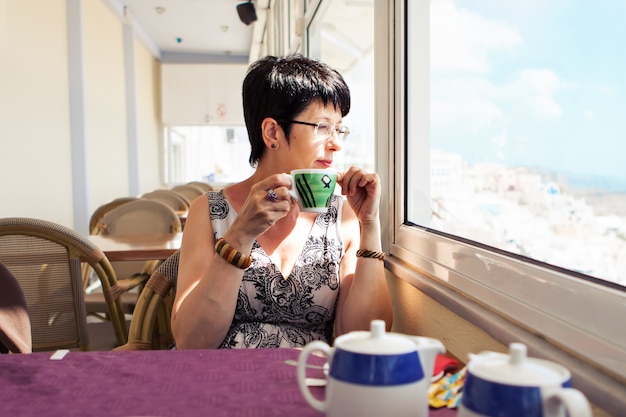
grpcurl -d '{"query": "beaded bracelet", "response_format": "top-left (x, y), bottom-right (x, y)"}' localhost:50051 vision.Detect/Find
top-left (215, 238), bottom-right (253, 269)
top-left (356, 249), bottom-right (386, 261)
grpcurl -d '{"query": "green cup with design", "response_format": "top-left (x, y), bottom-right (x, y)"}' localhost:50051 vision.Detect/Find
top-left (290, 169), bottom-right (337, 213)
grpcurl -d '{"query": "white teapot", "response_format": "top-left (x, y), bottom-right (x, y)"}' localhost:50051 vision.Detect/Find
top-left (297, 320), bottom-right (445, 417)
top-left (459, 343), bottom-right (592, 417)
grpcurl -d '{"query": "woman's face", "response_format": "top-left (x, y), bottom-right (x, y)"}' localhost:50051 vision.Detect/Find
top-left (283, 100), bottom-right (344, 170)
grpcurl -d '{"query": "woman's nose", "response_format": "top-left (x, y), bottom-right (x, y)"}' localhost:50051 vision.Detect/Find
top-left (326, 133), bottom-right (342, 151)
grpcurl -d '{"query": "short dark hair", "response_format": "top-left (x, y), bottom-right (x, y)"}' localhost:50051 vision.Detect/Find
top-left (242, 55), bottom-right (351, 166)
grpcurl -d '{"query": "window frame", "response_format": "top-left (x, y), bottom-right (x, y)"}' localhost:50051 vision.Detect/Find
top-left (381, 0), bottom-right (626, 378)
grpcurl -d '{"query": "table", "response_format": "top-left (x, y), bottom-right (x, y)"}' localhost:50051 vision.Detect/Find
top-left (89, 233), bottom-right (183, 262)
top-left (0, 348), bottom-right (458, 417)
top-left (175, 210), bottom-right (188, 228)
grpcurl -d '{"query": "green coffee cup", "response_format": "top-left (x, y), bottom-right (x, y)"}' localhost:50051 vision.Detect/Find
top-left (290, 169), bottom-right (337, 212)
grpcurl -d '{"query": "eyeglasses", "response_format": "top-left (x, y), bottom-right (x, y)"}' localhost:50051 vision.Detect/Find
top-left (279, 120), bottom-right (350, 141)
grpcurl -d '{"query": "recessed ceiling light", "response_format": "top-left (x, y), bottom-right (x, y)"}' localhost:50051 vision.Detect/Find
top-left (221, 25), bottom-right (229, 32)
top-left (155, 6), bottom-right (166, 14)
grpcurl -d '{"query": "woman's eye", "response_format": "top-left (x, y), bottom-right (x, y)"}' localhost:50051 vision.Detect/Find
top-left (317, 123), bottom-right (331, 135)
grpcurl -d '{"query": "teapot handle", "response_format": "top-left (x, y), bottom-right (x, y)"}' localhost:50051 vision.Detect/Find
top-left (545, 388), bottom-right (592, 417)
top-left (406, 336), bottom-right (446, 378)
top-left (297, 341), bottom-right (331, 412)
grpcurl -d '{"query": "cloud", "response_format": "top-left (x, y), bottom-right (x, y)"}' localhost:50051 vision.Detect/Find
top-left (430, 1), bottom-right (564, 126)
top-left (586, 81), bottom-right (618, 95)
top-left (430, 0), bottom-right (523, 73)
top-left (431, 76), bottom-right (504, 131)
top-left (583, 110), bottom-right (597, 120)
top-left (431, 94), bottom-right (504, 132)
top-left (505, 69), bottom-right (563, 119)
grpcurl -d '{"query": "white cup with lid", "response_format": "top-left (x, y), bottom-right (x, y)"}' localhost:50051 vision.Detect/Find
top-left (459, 343), bottom-right (592, 417)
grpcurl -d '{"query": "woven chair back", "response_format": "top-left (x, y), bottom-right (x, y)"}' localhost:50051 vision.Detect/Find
top-left (94, 199), bottom-right (182, 286)
top-left (115, 249), bottom-right (180, 351)
top-left (96, 199), bottom-right (182, 236)
top-left (0, 217), bottom-right (127, 351)
top-left (170, 184), bottom-right (205, 203)
top-left (186, 181), bottom-right (214, 192)
top-left (89, 197), bottom-right (138, 234)
top-left (141, 190), bottom-right (190, 212)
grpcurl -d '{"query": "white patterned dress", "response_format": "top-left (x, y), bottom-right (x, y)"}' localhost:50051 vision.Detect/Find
top-left (207, 190), bottom-right (345, 348)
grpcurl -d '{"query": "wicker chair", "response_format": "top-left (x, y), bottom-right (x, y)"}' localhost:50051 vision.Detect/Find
top-left (186, 181), bottom-right (214, 193)
top-left (0, 217), bottom-right (127, 351)
top-left (95, 199), bottom-right (182, 236)
top-left (141, 190), bottom-right (190, 212)
top-left (88, 197), bottom-right (138, 235)
top-left (171, 184), bottom-right (206, 203)
top-left (86, 199), bottom-right (182, 319)
top-left (114, 249), bottom-right (179, 351)
top-left (83, 197), bottom-right (138, 290)
top-left (0, 261), bottom-right (31, 353)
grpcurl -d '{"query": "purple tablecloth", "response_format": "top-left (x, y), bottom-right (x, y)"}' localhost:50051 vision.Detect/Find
top-left (0, 348), bottom-right (457, 417)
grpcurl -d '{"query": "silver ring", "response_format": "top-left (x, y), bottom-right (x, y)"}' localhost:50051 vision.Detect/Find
top-left (266, 189), bottom-right (278, 202)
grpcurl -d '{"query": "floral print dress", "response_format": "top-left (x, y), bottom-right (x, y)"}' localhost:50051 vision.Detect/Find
top-left (207, 190), bottom-right (345, 348)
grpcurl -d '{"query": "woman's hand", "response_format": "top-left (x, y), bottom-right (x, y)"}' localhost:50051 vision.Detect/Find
top-left (337, 167), bottom-right (381, 223)
top-left (231, 173), bottom-right (295, 239)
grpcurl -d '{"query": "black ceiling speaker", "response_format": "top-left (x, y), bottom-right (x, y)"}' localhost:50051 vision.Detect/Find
top-left (237, 1), bottom-right (257, 26)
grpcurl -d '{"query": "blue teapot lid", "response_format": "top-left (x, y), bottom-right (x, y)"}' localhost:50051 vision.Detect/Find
top-left (336, 320), bottom-right (417, 355)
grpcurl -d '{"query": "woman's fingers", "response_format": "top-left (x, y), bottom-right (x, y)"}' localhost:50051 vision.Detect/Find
top-left (339, 167), bottom-right (379, 196)
top-left (235, 175), bottom-right (295, 236)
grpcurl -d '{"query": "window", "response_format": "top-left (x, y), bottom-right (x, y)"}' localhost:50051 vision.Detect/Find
top-left (394, 0), bottom-right (626, 376)
top-left (420, 0), bottom-right (626, 287)
top-left (306, 0), bottom-right (376, 172)
top-left (163, 126), bottom-right (253, 186)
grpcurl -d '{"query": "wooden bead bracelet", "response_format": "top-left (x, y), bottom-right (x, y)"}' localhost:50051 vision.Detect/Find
top-left (215, 238), bottom-right (253, 269)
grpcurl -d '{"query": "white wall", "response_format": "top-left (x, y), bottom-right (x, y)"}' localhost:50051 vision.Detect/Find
top-left (84, 0), bottom-right (129, 214)
top-left (0, 0), bottom-right (74, 227)
top-left (0, 0), bottom-right (162, 233)
top-left (161, 63), bottom-right (247, 126)
top-left (135, 40), bottom-right (162, 193)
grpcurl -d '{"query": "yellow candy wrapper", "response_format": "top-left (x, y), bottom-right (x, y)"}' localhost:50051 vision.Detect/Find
top-left (428, 367), bottom-right (467, 409)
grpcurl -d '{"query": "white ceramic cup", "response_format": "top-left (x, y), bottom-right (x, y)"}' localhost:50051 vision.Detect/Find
top-left (289, 169), bottom-right (337, 212)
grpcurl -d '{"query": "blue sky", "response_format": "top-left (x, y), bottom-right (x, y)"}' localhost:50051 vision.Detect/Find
top-left (430, 0), bottom-right (626, 187)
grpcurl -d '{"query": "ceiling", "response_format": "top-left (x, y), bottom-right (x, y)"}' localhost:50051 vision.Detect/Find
top-left (119, 0), bottom-right (260, 63)
top-left (114, 0), bottom-right (374, 70)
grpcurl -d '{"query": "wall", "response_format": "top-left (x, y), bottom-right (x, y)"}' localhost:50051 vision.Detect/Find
top-left (0, 0), bottom-right (162, 232)
top-left (161, 63), bottom-right (247, 126)
top-left (84, 0), bottom-right (129, 215)
top-left (136, 40), bottom-right (162, 193)
top-left (0, 0), bottom-right (74, 227)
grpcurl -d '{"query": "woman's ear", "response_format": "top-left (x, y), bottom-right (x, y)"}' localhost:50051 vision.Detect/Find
top-left (261, 117), bottom-right (282, 150)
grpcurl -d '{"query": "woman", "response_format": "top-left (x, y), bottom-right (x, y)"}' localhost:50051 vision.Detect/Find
top-left (171, 55), bottom-right (392, 349)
